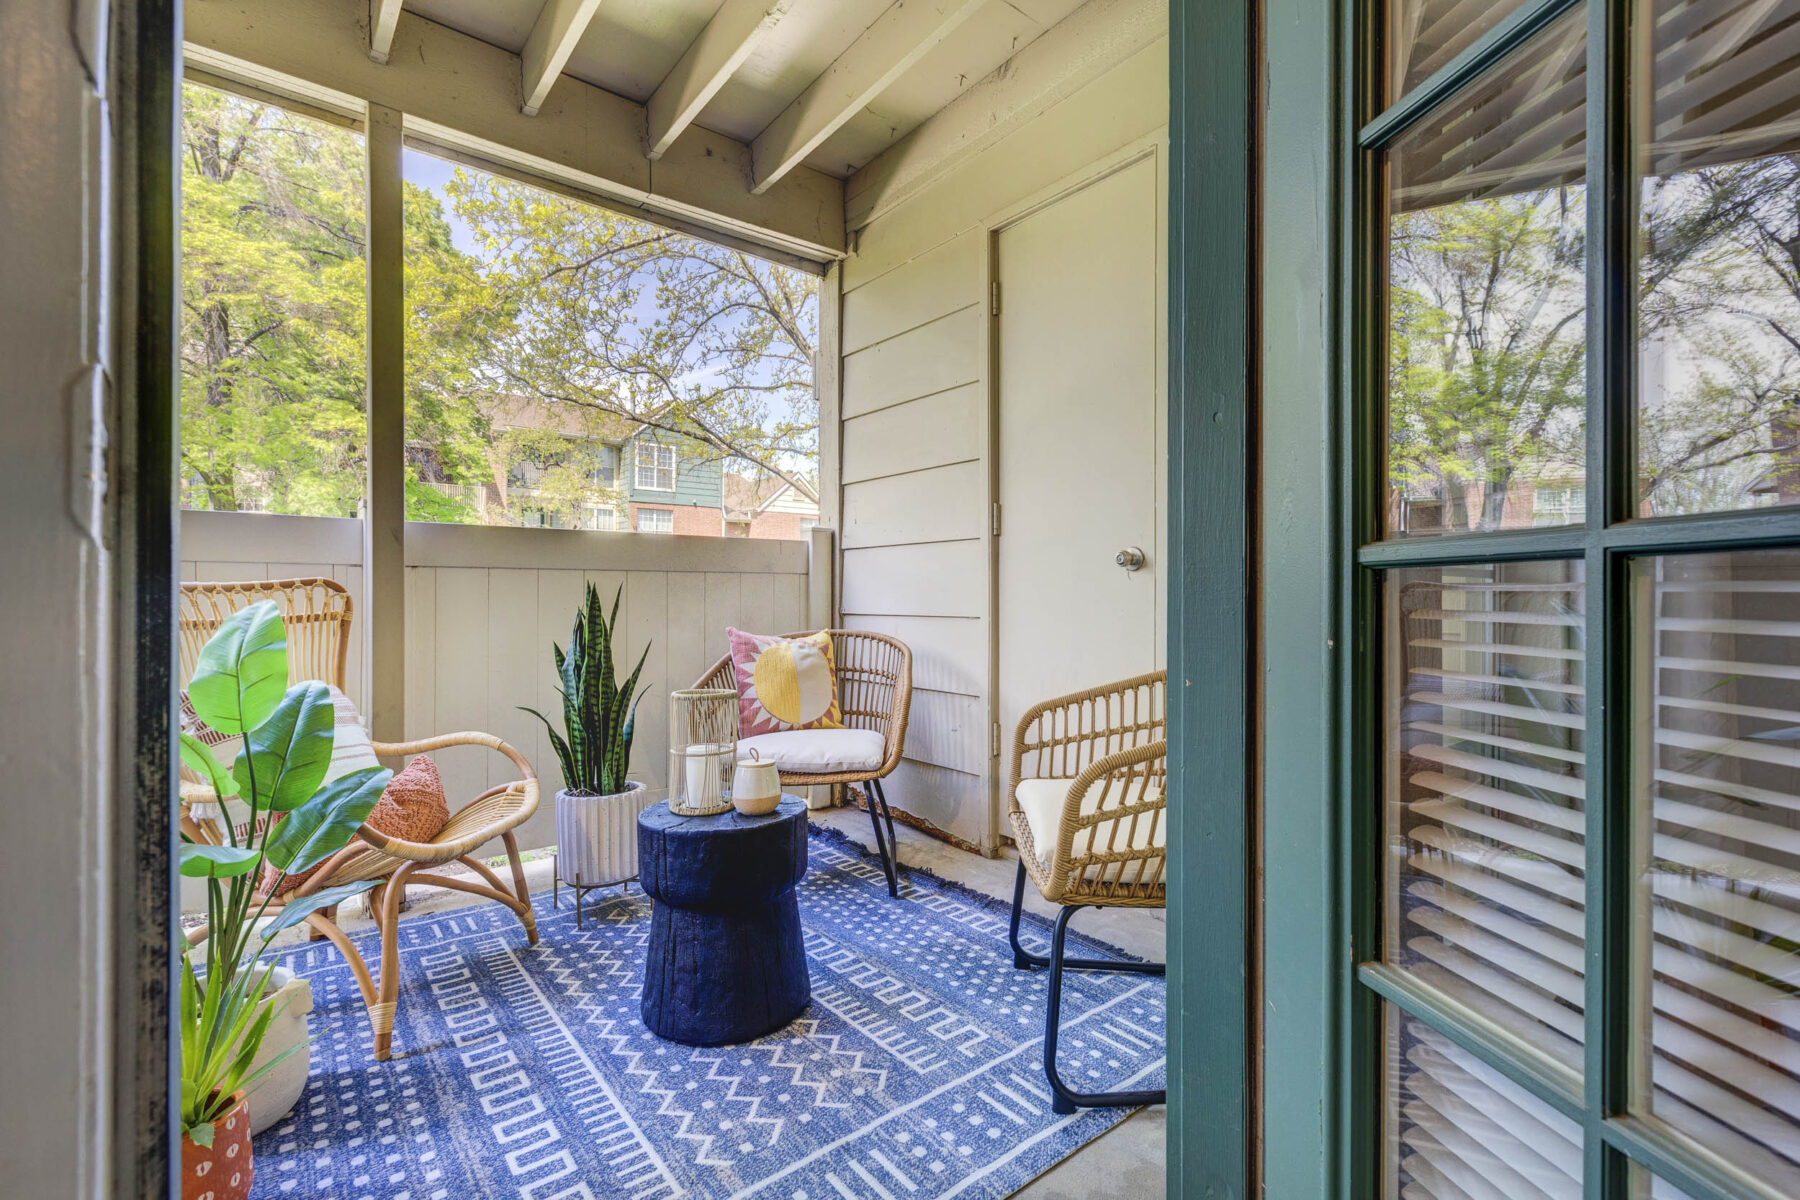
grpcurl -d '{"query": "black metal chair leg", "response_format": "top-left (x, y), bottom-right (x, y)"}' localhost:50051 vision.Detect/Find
top-left (864, 784), bottom-right (899, 897)
top-left (1011, 860), bottom-right (1165, 975)
top-left (872, 777), bottom-right (898, 854)
top-left (1043, 905), bottom-right (1168, 1115)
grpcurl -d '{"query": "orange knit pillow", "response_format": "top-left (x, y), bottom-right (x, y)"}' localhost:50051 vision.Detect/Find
top-left (258, 755), bottom-right (449, 898)
top-left (365, 754), bottom-right (450, 844)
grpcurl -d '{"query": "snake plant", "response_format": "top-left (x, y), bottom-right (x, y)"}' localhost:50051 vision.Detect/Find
top-left (523, 582), bottom-right (651, 796)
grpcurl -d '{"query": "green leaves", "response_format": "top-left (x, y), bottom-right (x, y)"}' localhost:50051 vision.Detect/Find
top-left (258, 880), bottom-right (378, 940)
top-left (263, 766), bottom-right (390, 876)
top-left (521, 582), bottom-right (649, 795)
top-left (180, 731), bottom-right (239, 801)
top-left (188, 601), bottom-right (288, 736)
top-left (232, 681), bottom-right (336, 811)
top-left (180, 844), bottom-right (263, 879)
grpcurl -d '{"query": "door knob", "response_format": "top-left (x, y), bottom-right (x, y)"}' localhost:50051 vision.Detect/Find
top-left (1115, 546), bottom-right (1145, 572)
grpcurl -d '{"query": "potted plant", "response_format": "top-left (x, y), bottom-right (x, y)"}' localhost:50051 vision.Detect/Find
top-left (523, 583), bottom-right (653, 894)
top-left (177, 600), bottom-right (393, 1196)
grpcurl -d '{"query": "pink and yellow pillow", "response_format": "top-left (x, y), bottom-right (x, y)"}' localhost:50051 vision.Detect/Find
top-left (727, 628), bottom-right (844, 738)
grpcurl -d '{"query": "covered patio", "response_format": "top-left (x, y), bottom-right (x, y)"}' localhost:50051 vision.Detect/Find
top-left (162, 0), bottom-right (1175, 1195)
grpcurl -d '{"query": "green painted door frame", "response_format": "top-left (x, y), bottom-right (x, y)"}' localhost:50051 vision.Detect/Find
top-left (1167, 1), bottom-right (1258, 1196)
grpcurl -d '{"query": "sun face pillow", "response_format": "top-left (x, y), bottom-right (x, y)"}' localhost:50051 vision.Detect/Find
top-left (727, 628), bottom-right (844, 738)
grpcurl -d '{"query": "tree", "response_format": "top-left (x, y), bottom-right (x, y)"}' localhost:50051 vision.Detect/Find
top-left (439, 169), bottom-right (821, 502)
top-left (1388, 186), bottom-right (1587, 531)
top-left (179, 83), bottom-right (498, 518)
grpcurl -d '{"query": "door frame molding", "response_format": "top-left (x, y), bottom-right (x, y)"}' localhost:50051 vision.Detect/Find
top-left (1167, 0), bottom-right (1258, 1194)
top-left (982, 135), bottom-right (1169, 851)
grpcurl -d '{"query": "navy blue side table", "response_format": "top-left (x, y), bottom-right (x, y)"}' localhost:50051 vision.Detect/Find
top-left (637, 796), bottom-right (811, 1045)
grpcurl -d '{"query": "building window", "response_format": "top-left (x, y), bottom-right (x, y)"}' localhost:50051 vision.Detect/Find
top-left (583, 507), bottom-right (617, 532)
top-left (636, 443), bottom-right (676, 491)
top-left (636, 508), bottom-right (673, 534)
top-left (1533, 484), bottom-right (1585, 526)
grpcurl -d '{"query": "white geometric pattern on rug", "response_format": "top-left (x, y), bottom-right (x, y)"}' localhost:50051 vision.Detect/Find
top-left (253, 831), bottom-right (1166, 1199)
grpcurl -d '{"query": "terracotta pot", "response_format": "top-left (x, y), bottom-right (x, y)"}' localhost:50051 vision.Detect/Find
top-left (180, 1090), bottom-right (253, 1200)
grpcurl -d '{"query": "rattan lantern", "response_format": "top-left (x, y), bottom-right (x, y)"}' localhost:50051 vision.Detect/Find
top-left (668, 688), bottom-right (737, 816)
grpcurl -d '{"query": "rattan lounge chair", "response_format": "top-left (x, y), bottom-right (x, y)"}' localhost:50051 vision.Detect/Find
top-left (1006, 669), bottom-right (1168, 1113)
top-left (178, 579), bottom-right (540, 1061)
top-left (696, 629), bottom-right (912, 896)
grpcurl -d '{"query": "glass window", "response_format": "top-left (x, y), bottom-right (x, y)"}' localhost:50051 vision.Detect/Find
top-left (400, 149), bottom-right (820, 534)
top-left (1635, 0), bottom-right (1800, 517)
top-left (1384, 8), bottom-right (1588, 536)
top-left (1385, 0), bottom-right (1540, 103)
top-left (178, 82), bottom-right (366, 515)
top-left (1384, 1003), bottom-right (1584, 1198)
top-left (636, 508), bottom-right (673, 534)
top-left (1631, 548), bottom-right (1800, 1196)
top-left (636, 442), bottom-right (677, 491)
top-left (1385, 561), bottom-right (1587, 1069)
top-left (1628, 1163), bottom-right (1700, 1200)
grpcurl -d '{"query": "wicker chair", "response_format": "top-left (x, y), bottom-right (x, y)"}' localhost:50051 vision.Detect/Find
top-left (178, 579), bottom-right (541, 1061)
top-left (1006, 669), bottom-right (1168, 1113)
top-left (696, 630), bottom-right (912, 896)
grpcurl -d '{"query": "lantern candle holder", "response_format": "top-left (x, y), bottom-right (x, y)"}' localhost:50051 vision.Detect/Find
top-left (667, 689), bottom-right (738, 816)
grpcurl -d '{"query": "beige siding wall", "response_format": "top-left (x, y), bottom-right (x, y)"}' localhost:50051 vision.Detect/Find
top-left (180, 511), bottom-right (809, 860)
top-left (836, 34), bottom-right (1168, 851)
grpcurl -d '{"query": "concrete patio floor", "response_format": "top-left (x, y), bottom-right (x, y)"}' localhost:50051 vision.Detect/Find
top-left (266, 801), bottom-right (1168, 1200)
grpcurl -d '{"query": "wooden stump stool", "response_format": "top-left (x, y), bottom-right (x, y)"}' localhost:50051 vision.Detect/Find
top-left (637, 796), bottom-right (811, 1045)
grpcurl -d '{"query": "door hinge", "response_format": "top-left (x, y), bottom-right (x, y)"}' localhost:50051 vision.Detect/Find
top-left (990, 280), bottom-right (1001, 316)
top-left (991, 501), bottom-right (1001, 537)
top-left (991, 721), bottom-right (1001, 758)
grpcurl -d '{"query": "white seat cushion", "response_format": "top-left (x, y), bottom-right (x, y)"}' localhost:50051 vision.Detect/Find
top-left (738, 728), bottom-right (886, 774)
top-left (1015, 777), bottom-right (1166, 871)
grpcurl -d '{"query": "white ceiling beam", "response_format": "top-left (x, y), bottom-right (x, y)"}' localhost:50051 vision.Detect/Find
top-left (520, 0), bottom-right (606, 116)
top-left (369, 0), bottom-right (404, 64)
top-left (185, 0), bottom-right (845, 259)
top-left (646, 0), bottom-right (795, 160)
top-left (749, 0), bottom-right (987, 195)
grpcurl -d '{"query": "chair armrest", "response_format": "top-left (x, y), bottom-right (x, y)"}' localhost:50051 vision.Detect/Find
top-left (1053, 738), bottom-right (1167, 878)
top-left (1009, 670), bottom-right (1166, 809)
top-left (359, 732), bottom-right (539, 861)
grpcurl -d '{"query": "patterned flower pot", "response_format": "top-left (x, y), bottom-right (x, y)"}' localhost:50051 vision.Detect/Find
top-left (180, 1090), bottom-right (253, 1200)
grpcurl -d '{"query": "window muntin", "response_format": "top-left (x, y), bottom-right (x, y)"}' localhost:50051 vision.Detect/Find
top-left (178, 82), bottom-right (366, 515)
top-left (1384, 1002), bottom-right (1584, 1198)
top-left (1384, 8), bottom-right (1588, 537)
top-left (636, 508), bottom-right (673, 534)
top-left (1385, 561), bottom-right (1588, 1068)
top-left (1631, 548), bottom-right (1800, 1196)
top-left (1384, 0), bottom-right (1541, 103)
top-left (1635, 0), bottom-right (1800, 518)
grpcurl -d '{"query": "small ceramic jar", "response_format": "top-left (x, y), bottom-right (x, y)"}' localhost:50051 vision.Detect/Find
top-left (731, 750), bottom-right (782, 816)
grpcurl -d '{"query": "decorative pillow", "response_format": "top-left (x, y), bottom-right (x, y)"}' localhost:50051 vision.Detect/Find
top-left (364, 754), bottom-right (450, 845)
top-left (727, 628), bottom-right (844, 738)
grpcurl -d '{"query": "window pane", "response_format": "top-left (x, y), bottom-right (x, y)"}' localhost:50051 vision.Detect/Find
top-left (1631, 548), bottom-right (1800, 1196)
top-left (1384, 1003), bottom-right (1584, 1198)
top-left (1628, 1163), bottom-right (1699, 1200)
top-left (1636, 0), bottom-right (1800, 517)
top-left (400, 150), bottom-right (821, 538)
top-left (1385, 9), bottom-right (1588, 536)
top-left (179, 83), bottom-right (365, 514)
top-left (1386, 562), bottom-right (1587, 1070)
top-left (1386, 0), bottom-right (1538, 103)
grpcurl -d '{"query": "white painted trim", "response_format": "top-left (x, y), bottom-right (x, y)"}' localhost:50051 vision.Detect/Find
top-left (369, 0), bottom-right (404, 64)
top-left (181, 510), bottom-right (365, 564)
top-left (520, 0), bottom-right (607, 116)
top-left (844, 0), bottom-right (1167, 230)
top-left (748, 0), bottom-right (987, 195)
top-left (184, 0), bottom-right (846, 259)
top-left (404, 520), bottom-right (809, 572)
top-left (646, 0), bottom-right (795, 160)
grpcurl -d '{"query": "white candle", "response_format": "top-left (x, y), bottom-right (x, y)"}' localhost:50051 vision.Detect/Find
top-left (684, 743), bottom-right (723, 809)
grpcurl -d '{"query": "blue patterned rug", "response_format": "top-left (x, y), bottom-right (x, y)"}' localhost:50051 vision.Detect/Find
top-left (251, 827), bottom-right (1166, 1199)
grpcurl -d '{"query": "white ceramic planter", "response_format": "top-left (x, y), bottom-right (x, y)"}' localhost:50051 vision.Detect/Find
top-left (242, 965), bottom-right (313, 1135)
top-left (555, 781), bottom-right (656, 888)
